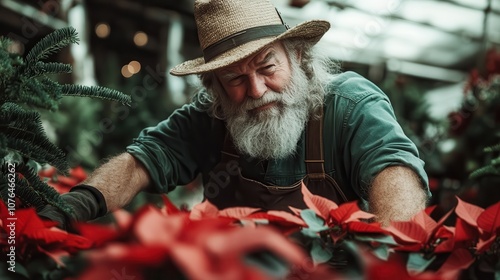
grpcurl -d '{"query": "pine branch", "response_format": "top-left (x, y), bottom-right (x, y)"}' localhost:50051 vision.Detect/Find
top-left (484, 143), bottom-right (500, 153)
top-left (1, 27), bottom-right (131, 213)
top-left (0, 174), bottom-right (45, 211)
top-left (469, 165), bottom-right (500, 180)
top-left (3, 77), bottom-right (62, 110)
top-left (1, 102), bottom-right (50, 137)
top-left (12, 178), bottom-right (46, 211)
top-left (0, 164), bottom-right (72, 214)
top-left (25, 27), bottom-right (78, 65)
top-left (0, 50), bottom-right (15, 86)
top-left (16, 163), bottom-right (73, 214)
top-left (0, 38), bottom-right (22, 92)
top-left (40, 78), bottom-right (63, 101)
top-left (0, 134), bottom-right (7, 159)
top-left (7, 138), bottom-right (68, 174)
top-left (4, 78), bottom-right (63, 110)
top-left (61, 84), bottom-right (131, 105)
top-left (1, 103), bottom-right (69, 172)
top-left (0, 125), bottom-right (36, 143)
top-left (31, 62), bottom-right (72, 77)
top-left (2, 80), bottom-right (20, 103)
top-left (0, 37), bottom-right (11, 49)
top-left (18, 78), bottom-right (60, 110)
top-left (0, 176), bottom-right (8, 203)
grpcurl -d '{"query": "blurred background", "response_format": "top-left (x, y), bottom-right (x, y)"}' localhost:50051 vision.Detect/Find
top-left (1, 0), bottom-right (499, 210)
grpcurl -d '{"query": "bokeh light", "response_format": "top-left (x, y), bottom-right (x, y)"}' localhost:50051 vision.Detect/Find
top-left (95, 23), bottom-right (110, 38)
top-left (133, 31), bottom-right (148, 47)
top-left (121, 64), bottom-right (133, 78)
top-left (128, 60), bottom-right (141, 74)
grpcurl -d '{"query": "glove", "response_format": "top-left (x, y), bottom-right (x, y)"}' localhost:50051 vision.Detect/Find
top-left (38, 185), bottom-right (107, 230)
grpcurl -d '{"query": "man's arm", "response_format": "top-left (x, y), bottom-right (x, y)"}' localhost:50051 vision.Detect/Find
top-left (83, 152), bottom-right (151, 211)
top-left (368, 165), bottom-right (428, 226)
top-left (38, 152), bottom-right (151, 228)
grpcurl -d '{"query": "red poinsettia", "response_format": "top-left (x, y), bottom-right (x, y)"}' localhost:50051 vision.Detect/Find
top-left (463, 48), bottom-right (500, 93)
top-left (0, 200), bottom-right (92, 262)
top-left (476, 200), bottom-right (500, 253)
top-left (384, 205), bottom-right (479, 277)
top-left (39, 166), bottom-right (87, 194)
top-left (190, 198), bottom-right (306, 234)
top-left (386, 208), bottom-right (455, 254)
top-left (298, 183), bottom-right (386, 243)
top-left (75, 196), bottom-right (312, 280)
top-left (189, 199), bottom-right (259, 221)
top-left (453, 197), bottom-right (484, 248)
top-left (451, 197), bottom-right (500, 254)
top-left (364, 251), bottom-right (444, 280)
top-left (75, 210), bottom-right (133, 248)
top-left (436, 248), bottom-right (475, 279)
top-left (485, 48), bottom-right (500, 79)
top-left (463, 69), bottom-right (482, 93)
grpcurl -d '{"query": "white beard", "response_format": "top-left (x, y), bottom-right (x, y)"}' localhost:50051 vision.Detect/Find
top-left (221, 58), bottom-right (313, 159)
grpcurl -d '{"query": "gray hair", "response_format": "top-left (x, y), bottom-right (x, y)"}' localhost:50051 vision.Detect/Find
top-left (194, 39), bottom-right (340, 119)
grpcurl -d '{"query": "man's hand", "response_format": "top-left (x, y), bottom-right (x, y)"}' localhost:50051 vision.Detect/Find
top-left (37, 186), bottom-right (107, 230)
top-left (38, 152), bottom-right (150, 229)
top-left (38, 203), bottom-right (71, 230)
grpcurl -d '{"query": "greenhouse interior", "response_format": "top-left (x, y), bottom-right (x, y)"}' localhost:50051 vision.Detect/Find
top-left (1, 0), bottom-right (500, 279)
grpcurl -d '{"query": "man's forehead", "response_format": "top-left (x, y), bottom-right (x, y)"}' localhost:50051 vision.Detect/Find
top-left (218, 44), bottom-right (281, 74)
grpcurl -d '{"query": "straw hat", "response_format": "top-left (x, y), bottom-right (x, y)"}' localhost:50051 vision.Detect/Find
top-left (170, 0), bottom-right (330, 76)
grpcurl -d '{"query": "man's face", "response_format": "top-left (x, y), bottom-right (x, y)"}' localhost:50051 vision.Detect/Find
top-left (215, 42), bottom-right (293, 111)
top-left (212, 41), bottom-right (312, 159)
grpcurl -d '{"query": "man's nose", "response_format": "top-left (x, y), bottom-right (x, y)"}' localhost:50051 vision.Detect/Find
top-left (247, 74), bottom-right (267, 99)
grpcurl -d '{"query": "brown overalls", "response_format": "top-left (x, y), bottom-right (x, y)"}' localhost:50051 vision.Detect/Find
top-left (203, 107), bottom-right (350, 211)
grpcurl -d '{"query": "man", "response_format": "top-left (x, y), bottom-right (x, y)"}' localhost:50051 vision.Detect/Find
top-left (40, 0), bottom-right (430, 228)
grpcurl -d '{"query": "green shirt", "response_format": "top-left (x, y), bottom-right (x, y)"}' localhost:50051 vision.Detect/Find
top-left (126, 71), bottom-right (430, 203)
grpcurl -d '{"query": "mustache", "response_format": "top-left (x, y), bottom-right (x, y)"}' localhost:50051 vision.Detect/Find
top-left (241, 91), bottom-right (282, 111)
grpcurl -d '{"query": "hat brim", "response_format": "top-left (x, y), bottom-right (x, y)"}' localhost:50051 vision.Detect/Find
top-left (170, 20), bottom-right (330, 76)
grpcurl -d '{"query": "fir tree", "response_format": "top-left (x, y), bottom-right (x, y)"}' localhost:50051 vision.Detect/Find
top-left (0, 27), bottom-right (131, 215)
top-left (467, 71), bottom-right (500, 180)
top-left (470, 142), bottom-right (500, 179)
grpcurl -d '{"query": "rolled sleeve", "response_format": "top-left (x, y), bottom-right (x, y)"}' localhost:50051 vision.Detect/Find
top-left (347, 93), bottom-right (429, 194)
top-left (126, 104), bottom-right (214, 193)
top-left (329, 72), bottom-right (430, 200)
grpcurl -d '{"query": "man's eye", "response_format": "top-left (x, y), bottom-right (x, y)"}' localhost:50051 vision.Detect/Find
top-left (262, 65), bottom-right (276, 74)
top-left (228, 76), bottom-right (244, 86)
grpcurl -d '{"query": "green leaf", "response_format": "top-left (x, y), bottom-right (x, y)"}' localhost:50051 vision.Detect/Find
top-left (407, 252), bottom-right (436, 275)
top-left (371, 244), bottom-right (391, 261)
top-left (310, 238), bottom-right (332, 265)
top-left (300, 209), bottom-right (328, 237)
top-left (354, 234), bottom-right (398, 245)
top-left (0, 260), bottom-right (30, 279)
top-left (244, 250), bottom-right (289, 278)
top-left (301, 209), bottom-right (327, 231)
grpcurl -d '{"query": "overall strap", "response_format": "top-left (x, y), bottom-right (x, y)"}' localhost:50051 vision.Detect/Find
top-left (221, 128), bottom-right (240, 162)
top-left (305, 106), bottom-right (325, 180)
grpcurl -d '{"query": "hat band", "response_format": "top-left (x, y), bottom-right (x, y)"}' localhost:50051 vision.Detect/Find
top-left (203, 24), bottom-right (287, 62)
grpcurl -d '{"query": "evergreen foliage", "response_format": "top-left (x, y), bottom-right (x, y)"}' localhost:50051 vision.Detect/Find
top-left (469, 144), bottom-right (500, 179)
top-left (0, 27), bottom-right (131, 214)
top-left (467, 77), bottom-right (500, 180)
